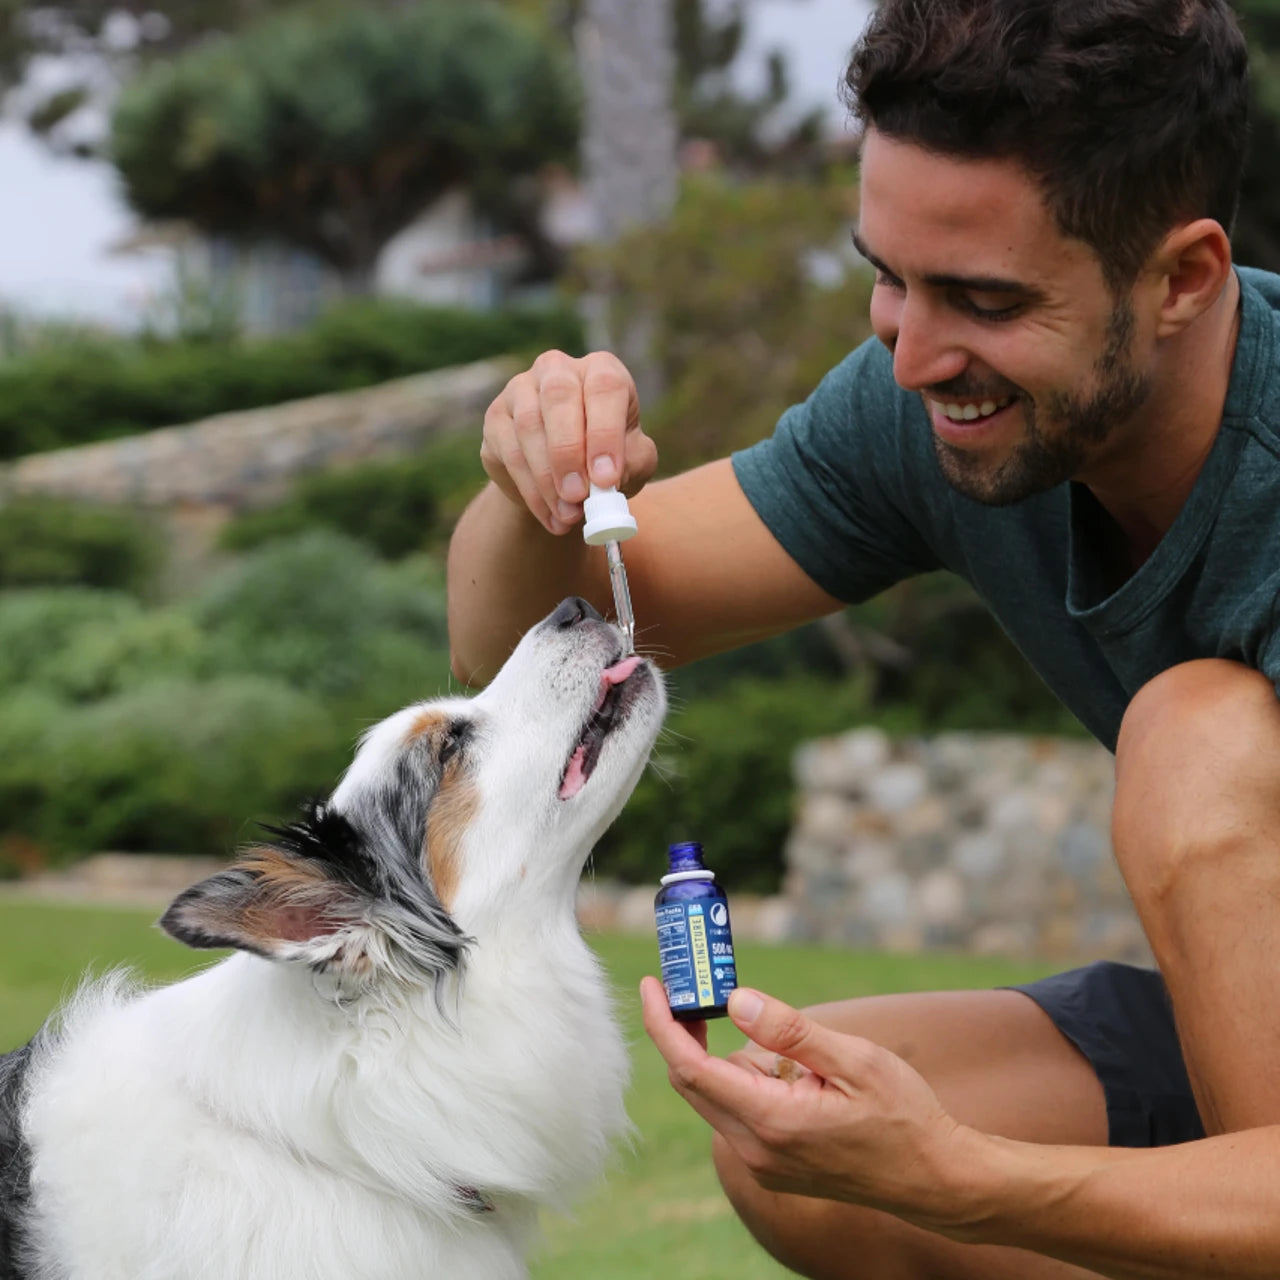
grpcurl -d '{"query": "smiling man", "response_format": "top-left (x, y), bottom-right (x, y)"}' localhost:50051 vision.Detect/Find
top-left (446, 1), bottom-right (1280, 1275)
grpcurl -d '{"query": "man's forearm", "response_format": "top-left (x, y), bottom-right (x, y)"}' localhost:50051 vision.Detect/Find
top-left (942, 1124), bottom-right (1280, 1278)
top-left (446, 482), bottom-right (610, 686)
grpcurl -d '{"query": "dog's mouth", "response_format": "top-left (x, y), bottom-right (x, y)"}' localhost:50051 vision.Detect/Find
top-left (559, 655), bottom-right (645, 800)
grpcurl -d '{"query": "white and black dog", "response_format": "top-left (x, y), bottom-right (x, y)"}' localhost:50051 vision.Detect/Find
top-left (0, 597), bottom-right (665, 1280)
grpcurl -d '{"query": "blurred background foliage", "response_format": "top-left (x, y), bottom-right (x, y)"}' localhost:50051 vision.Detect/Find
top-left (1, 0), bottom-right (1275, 888)
top-left (0, 298), bottom-right (583, 458)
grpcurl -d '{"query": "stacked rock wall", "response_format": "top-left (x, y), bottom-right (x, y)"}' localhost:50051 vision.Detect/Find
top-left (0, 358), bottom-right (514, 510)
top-left (785, 728), bottom-right (1150, 963)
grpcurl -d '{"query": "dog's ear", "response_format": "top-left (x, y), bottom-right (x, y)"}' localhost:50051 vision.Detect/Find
top-left (159, 803), bottom-right (469, 984)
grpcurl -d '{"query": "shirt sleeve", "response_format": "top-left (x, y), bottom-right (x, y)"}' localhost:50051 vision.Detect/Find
top-left (731, 338), bottom-right (945, 604)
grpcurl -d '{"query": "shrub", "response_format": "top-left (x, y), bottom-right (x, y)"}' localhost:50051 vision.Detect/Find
top-left (192, 530), bottom-right (452, 702)
top-left (0, 589), bottom-right (145, 696)
top-left (220, 434), bottom-right (488, 557)
top-left (592, 674), bottom-right (883, 893)
top-left (0, 678), bottom-right (343, 857)
top-left (0, 300), bottom-right (583, 460)
top-left (0, 498), bottom-right (161, 593)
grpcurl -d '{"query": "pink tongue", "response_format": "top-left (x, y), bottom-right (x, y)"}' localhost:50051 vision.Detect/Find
top-left (559, 747), bottom-right (588, 799)
top-left (603, 656), bottom-right (641, 685)
top-left (559, 658), bottom-right (643, 800)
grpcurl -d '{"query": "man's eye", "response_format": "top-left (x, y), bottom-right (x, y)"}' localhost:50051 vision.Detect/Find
top-left (958, 293), bottom-right (1022, 321)
top-left (874, 270), bottom-right (905, 292)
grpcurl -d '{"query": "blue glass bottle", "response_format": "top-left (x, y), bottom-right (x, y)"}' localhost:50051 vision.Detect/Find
top-left (654, 841), bottom-right (738, 1021)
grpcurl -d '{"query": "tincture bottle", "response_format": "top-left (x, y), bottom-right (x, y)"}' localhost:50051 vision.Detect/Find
top-left (654, 841), bottom-right (738, 1021)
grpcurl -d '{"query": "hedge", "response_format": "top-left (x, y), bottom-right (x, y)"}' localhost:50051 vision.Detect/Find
top-left (0, 298), bottom-right (583, 460)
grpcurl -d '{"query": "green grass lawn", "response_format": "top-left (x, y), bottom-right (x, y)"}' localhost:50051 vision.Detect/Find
top-left (0, 899), bottom-right (1054, 1279)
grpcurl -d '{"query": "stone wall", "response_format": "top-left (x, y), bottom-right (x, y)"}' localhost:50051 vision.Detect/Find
top-left (783, 728), bottom-right (1150, 964)
top-left (0, 357), bottom-right (515, 511)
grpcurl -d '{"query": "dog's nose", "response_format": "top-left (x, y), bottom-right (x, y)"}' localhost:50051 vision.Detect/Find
top-left (548, 596), bottom-right (603, 630)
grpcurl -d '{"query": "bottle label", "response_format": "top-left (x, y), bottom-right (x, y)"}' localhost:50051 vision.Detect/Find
top-left (655, 897), bottom-right (737, 1012)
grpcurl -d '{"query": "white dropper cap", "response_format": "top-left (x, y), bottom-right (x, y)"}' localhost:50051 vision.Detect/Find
top-left (582, 483), bottom-right (638, 546)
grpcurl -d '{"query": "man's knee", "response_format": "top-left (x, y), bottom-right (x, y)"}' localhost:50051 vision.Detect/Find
top-left (1113, 658), bottom-right (1280, 905)
top-left (712, 1131), bottom-right (915, 1280)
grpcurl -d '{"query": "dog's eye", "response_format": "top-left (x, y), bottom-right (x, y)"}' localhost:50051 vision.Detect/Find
top-left (439, 722), bottom-right (469, 766)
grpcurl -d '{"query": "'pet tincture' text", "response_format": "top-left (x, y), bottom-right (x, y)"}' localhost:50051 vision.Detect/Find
top-left (654, 841), bottom-right (738, 1021)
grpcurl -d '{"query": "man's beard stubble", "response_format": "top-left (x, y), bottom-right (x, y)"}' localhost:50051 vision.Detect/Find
top-left (931, 301), bottom-right (1152, 507)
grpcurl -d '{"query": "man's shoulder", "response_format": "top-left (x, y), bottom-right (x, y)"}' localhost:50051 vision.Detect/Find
top-left (1232, 267), bottom-right (1280, 452)
top-left (1236, 264), bottom-right (1280, 309)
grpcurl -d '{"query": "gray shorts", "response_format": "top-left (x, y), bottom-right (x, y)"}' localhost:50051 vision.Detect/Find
top-left (1009, 961), bottom-right (1206, 1147)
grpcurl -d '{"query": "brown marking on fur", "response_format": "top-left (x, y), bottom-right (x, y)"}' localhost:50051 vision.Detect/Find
top-left (406, 709), bottom-right (451, 745)
top-left (234, 846), bottom-right (350, 944)
top-left (425, 759), bottom-right (478, 908)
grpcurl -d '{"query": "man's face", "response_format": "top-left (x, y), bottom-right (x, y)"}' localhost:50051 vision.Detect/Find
top-left (857, 129), bottom-right (1152, 505)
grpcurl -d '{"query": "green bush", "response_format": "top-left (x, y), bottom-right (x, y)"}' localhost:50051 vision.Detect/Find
top-left (0, 678), bottom-right (343, 857)
top-left (192, 530), bottom-right (452, 703)
top-left (592, 674), bottom-right (884, 893)
top-left (221, 434), bottom-right (488, 557)
top-left (0, 589), bottom-right (144, 695)
top-left (0, 591), bottom-right (207, 704)
top-left (0, 533), bottom-right (456, 859)
top-left (0, 299), bottom-right (583, 460)
top-left (0, 498), bottom-right (161, 593)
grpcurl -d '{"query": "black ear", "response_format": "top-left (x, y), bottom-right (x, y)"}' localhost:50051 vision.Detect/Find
top-left (160, 803), bottom-right (470, 986)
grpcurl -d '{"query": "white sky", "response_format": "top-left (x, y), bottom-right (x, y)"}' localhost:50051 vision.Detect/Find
top-left (0, 0), bottom-right (874, 329)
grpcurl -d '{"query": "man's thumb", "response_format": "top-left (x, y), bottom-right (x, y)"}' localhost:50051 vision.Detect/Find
top-left (727, 987), bottom-right (850, 1081)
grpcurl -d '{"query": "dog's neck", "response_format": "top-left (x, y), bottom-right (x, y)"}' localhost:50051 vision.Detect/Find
top-left (158, 925), bottom-right (629, 1213)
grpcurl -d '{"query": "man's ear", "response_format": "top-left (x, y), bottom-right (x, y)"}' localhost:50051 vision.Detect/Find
top-left (159, 803), bottom-right (470, 987)
top-left (1150, 218), bottom-right (1233, 338)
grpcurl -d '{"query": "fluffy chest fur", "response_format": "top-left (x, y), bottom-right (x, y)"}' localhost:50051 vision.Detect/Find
top-left (3, 598), bottom-right (663, 1280)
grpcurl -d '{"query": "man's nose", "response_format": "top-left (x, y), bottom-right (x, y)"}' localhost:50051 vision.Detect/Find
top-left (874, 291), bottom-right (967, 393)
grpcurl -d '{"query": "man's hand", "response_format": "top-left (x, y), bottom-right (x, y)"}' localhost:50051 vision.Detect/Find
top-left (480, 350), bottom-right (658, 536)
top-left (639, 976), bottom-right (990, 1235)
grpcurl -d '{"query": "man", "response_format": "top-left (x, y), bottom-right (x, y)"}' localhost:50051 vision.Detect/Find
top-left (447, 0), bottom-right (1280, 1274)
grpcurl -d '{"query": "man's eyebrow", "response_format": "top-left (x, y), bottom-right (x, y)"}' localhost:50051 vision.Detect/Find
top-left (851, 230), bottom-right (1045, 300)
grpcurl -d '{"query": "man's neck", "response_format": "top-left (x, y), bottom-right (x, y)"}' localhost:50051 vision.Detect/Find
top-left (1083, 271), bottom-right (1242, 570)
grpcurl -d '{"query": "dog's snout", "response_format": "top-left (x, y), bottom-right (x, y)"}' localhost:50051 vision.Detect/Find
top-left (548, 596), bottom-right (603, 630)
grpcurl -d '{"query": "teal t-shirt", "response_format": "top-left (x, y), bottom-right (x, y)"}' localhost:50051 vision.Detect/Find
top-left (732, 267), bottom-right (1280, 751)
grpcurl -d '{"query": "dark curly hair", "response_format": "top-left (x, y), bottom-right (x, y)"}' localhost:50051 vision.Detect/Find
top-left (845, 0), bottom-right (1250, 289)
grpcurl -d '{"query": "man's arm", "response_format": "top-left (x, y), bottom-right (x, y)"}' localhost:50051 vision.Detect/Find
top-left (641, 981), bottom-right (1280, 1280)
top-left (447, 457), bottom-right (845, 685)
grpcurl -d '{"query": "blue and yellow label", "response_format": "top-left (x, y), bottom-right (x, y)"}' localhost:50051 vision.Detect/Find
top-left (656, 896), bottom-right (737, 1014)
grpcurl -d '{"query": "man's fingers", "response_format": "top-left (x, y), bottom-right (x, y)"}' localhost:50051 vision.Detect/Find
top-left (581, 357), bottom-right (637, 491)
top-left (727, 988), bottom-right (872, 1093)
top-left (639, 977), bottom-right (763, 1139)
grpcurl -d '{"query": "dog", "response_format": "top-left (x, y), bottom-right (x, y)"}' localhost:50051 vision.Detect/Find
top-left (0, 596), bottom-right (665, 1280)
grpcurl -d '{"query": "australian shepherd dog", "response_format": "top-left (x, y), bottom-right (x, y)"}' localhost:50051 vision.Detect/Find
top-left (0, 596), bottom-right (665, 1280)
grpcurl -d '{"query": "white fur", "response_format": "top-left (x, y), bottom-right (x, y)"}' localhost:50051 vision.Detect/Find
top-left (16, 606), bottom-right (665, 1279)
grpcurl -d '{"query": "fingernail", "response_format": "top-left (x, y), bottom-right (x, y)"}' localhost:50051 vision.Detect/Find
top-left (730, 989), bottom-right (763, 1023)
top-left (557, 499), bottom-right (580, 521)
top-left (560, 473), bottom-right (586, 502)
top-left (590, 455), bottom-right (617, 485)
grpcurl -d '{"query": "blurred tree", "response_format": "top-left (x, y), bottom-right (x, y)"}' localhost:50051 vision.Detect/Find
top-left (582, 171), bottom-right (870, 470)
top-left (1234, 0), bottom-right (1280, 270)
top-left (109, 3), bottom-right (579, 292)
top-left (0, 3), bottom-right (315, 148)
top-left (673, 0), bottom-right (826, 171)
top-left (575, 0), bottom-right (678, 397)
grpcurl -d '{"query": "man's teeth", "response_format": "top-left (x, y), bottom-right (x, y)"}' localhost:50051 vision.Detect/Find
top-left (934, 396), bottom-right (1014, 422)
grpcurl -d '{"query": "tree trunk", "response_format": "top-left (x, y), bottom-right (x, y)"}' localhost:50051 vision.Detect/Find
top-left (576, 0), bottom-right (679, 403)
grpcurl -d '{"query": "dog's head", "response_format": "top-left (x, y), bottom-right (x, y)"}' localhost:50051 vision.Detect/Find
top-left (160, 596), bottom-right (665, 991)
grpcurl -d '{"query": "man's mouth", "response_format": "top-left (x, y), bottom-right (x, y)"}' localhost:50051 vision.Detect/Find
top-left (928, 394), bottom-right (1017, 424)
top-left (559, 656), bottom-right (643, 800)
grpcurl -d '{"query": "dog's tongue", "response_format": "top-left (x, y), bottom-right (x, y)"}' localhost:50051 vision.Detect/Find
top-left (558, 657), bottom-right (643, 800)
top-left (603, 655), bottom-right (641, 685)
